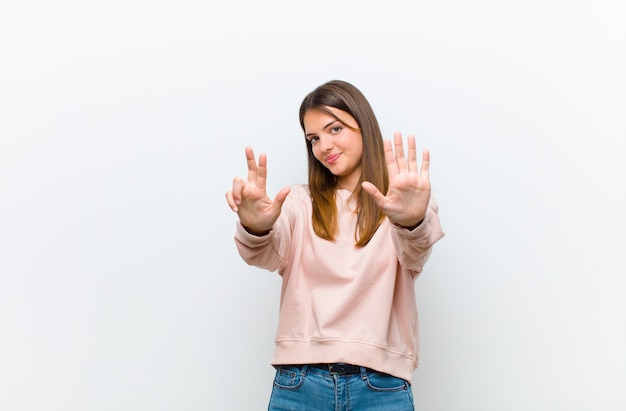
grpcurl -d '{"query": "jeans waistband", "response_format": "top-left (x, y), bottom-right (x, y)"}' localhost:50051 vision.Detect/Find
top-left (308, 363), bottom-right (363, 375)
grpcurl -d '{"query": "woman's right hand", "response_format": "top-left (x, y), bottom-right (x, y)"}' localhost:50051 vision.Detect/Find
top-left (225, 147), bottom-right (290, 235)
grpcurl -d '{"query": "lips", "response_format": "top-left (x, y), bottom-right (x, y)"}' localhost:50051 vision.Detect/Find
top-left (326, 153), bottom-right (341, 164)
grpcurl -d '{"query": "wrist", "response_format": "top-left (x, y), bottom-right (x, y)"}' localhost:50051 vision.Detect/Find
top-left (393, 216), bottom-right (425, 230)
top-left (242, 223), bottom-right (271, 236)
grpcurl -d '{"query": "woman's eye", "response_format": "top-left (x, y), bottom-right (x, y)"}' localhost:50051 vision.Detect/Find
top-left (331, 126), bottom-right (342, 133)
top-left (309, 136), bottom-right (319, 144)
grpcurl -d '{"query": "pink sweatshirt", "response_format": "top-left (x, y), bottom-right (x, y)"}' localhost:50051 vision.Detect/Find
top-left (234, 185), bottom-right (444, 382)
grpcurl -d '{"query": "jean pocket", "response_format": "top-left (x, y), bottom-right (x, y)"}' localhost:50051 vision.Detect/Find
top-left (273, 366), bottom-right (305, 390)
top-left (363, 369), bottom-right (408, 392)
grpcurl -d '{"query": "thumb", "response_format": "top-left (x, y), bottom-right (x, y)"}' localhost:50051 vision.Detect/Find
top-left (271, 186), bottom-right (291, 212)
top-left (361, 181), bottom-right (385, 205)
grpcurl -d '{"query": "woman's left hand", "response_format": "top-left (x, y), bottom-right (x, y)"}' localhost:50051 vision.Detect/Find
top-left (362, 132), bottom-right (431, 229)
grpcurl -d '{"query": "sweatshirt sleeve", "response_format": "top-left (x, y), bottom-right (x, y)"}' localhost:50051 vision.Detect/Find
top-left (390, 196), bottom-right (445, 277)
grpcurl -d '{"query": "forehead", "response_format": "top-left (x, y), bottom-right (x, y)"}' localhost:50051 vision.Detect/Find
top-left (302, 106), bottom-right (357, 132)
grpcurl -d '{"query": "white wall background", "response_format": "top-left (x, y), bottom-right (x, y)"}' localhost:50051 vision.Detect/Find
top-left (1, 1), bottom-right (624, 410)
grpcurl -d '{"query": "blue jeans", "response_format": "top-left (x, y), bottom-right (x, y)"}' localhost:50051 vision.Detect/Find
top-left (268, 365), bottom-right (414, 411)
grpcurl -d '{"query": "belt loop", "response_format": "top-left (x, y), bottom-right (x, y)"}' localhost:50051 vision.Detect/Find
top-left (359, 366), bottom-right (367, 380)
top-left (301, 364), bottom-right (309, 376)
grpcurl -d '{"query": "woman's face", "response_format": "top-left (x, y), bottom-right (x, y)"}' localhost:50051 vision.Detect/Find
top-left (303, 107), bottom-right (363, 191)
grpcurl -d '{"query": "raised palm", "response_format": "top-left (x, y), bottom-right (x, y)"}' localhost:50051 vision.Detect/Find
top-left (225, 147), bottom-right (290, 235)
top-left (362, 133), bottom-right (431, 228)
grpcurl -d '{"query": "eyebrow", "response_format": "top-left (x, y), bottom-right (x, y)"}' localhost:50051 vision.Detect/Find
top-left (305, 120), bottom-right (341, 138)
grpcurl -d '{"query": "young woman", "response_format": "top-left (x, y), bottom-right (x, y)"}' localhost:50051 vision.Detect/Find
top-left (225, 80), bottom-right (444, 410)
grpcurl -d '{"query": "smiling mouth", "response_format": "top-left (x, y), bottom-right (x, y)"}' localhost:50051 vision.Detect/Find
top-left (326, 153), bottom-right (341, 164)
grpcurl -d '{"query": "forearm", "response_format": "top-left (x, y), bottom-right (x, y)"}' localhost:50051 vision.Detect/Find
top-left (234, 220), bottom-right (288, 272)
top-left (391, 199), bottom-right (445, 273)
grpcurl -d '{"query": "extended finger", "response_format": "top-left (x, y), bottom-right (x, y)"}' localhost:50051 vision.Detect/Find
top-left (256, 152), bottom-right (268, 190)
top-left (245, 146), bottom-right (258, 182)
top-left (394, 132), bottom-right (408, 172)
top-left (420, 149), bottom-right (430, 179)
top-left (407, 135), bottom-right (417, 173)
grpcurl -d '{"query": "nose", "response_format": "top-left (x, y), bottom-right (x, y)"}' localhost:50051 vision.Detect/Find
top-left (318, 134), bottom-right (333, 151)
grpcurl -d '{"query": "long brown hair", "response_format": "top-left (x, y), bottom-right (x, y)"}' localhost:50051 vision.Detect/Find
top-left (299, 80), bottom-right (389, 247)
